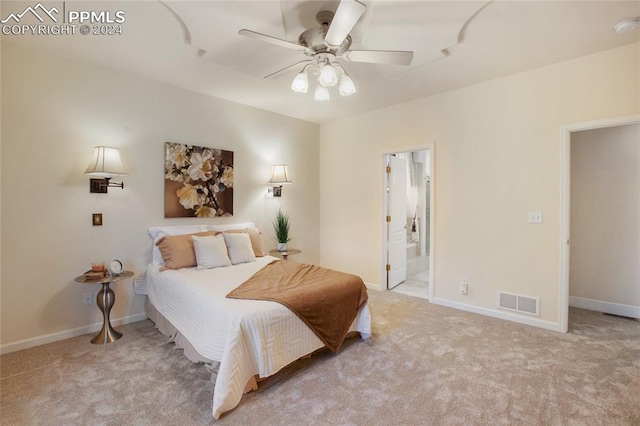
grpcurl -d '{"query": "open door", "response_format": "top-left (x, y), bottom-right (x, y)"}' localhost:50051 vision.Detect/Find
top-left (386, 154), bottom-right (407, 289)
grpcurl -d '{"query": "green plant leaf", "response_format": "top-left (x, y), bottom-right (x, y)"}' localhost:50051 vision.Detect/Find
top-left (273, 208), bottom-right (291, 243)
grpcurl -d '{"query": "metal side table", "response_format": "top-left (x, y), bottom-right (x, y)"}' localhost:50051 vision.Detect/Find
top-left (74, 271), bottom-right (133, 344)
top-left (268, 248), bottom-right (301, 260)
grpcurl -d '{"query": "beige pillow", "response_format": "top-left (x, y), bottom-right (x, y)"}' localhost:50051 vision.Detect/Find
top-left (156, 231), bottom-right (217, 270)
top-left (224, 228), bottom-right (265, 257)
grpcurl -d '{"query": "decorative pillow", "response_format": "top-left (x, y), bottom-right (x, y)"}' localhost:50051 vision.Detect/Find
top-left (192, 234), bottom-right (231, 269)
top-left (156, 231), bottom-right (217, 270)
top-left (148, 225), bottom-right (210, 264)
top-left (223, 232), bottom-right (256, 265)
top-left (224, 228), bottom-right (265, 257)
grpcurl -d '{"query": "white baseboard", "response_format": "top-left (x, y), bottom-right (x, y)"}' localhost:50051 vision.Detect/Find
top-left (569, 296), bottom-right (640, 319)
top-left (0, 312), bottom-right (148, 355)
top-left (364, 282), bottom-right (382, 291)
top-left (433, 298), bottom-right (561, 332)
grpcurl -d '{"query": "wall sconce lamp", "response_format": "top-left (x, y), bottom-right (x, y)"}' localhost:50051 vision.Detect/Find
top-left (268, 164), bottom-right (292, 197)
top-left (85, 146), bottom-right (128, 193)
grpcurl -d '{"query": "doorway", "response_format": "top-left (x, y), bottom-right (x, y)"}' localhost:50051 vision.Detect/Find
top-left (560, 115), bottom-right (640, 332)
top-left (382, 147), bottom-right (434, 300)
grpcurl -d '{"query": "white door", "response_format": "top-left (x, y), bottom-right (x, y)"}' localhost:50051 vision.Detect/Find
top-left (387, 155), bottom-right (407, 288)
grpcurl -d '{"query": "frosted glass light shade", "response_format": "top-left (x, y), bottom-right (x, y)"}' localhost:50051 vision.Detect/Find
top-left (314, 86), bottom-right (330, 101)
top-left (318, 62), bottom-right (338, 87)
top-left (339, 75), bottom-right (356, 96)
top-left (85, 146), bottom-right (127, 177)
top-left (291, 71), bottom-right (309, 93)
top-left (268, 164), bottom-right (292, 185)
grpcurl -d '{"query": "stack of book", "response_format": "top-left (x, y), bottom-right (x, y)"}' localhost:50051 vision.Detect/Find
top-left (83, 270), bottom-right (106, 279)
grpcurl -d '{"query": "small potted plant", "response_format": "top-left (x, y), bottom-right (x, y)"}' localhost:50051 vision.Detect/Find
top-left (273, 208), bottom-right (291, 252)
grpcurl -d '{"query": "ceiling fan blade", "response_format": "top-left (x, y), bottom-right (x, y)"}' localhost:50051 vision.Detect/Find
top-left (344, 50), bottom-right (414, 66)
top-left (239, 29), bottom-right (312, 54)
top-left (264, 60), bottom-right (312, 80)
top-left (325, 0), bottom-right (366, 47)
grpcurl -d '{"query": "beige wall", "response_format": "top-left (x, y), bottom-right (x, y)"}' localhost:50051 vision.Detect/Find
top-left (319, 43), bottom-right (640, 327)
top-left (570, 124), bottom-right (640, 308)
top-left (2, 41), bottom-right (638, 349)
top-left (0, 43), bottom-right (319, 349)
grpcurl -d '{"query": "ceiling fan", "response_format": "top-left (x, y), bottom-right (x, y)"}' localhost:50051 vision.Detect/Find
top-left (238, 0), bottom-right (414, 100)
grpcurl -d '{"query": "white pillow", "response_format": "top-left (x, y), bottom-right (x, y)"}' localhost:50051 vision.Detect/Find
top-left (192, 234), bottom-right (232, 269)
top-left (223, 233), bottom-right (256, 265)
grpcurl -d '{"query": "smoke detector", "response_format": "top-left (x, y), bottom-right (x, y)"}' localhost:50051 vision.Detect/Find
top-left (615, 17), bottom-right (640, 33)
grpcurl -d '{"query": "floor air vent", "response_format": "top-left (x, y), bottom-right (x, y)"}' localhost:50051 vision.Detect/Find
top-left (498, 292), bottom-right (539, 316)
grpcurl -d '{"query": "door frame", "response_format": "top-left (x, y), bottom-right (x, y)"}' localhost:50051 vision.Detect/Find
top-left (559, 114), bottom-right (639, 333)
top-left (380, 144), bottom-right (435, 301)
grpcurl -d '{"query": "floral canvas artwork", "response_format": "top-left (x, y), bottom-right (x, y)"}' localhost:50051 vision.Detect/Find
top-left (164, 142), bottom-right (234, 218)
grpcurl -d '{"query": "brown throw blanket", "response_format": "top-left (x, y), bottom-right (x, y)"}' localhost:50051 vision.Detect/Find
top-left (226, 260), bottom-right (368, 353)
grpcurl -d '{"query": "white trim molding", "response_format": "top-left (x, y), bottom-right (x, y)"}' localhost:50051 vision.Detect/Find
top-left (569, 296), bottom-right (640, 319)
top-left (364, 282), bottom-right (382, 291)
top-left (0, 313), bottom-right (148, 355)
top-left (433, 298), bottom-right (561, 332)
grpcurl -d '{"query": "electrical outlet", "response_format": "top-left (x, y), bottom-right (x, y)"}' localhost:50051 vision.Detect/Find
top-left (82, 293), bottom-right (92, 306)
top-left (528, 211), bottom-right (543, 224)
top-left (460, 278), bottom-right (468, 295)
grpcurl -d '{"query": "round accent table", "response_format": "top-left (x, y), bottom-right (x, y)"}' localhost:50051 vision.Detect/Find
top-left (74, 271), bottom-right (133, 344)
top-left (268, 248), bottom-right (301, 260)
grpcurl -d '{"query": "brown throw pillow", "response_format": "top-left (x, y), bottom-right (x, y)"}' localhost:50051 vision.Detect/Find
top-left (224, 228), bottom-right (265, 257)
top-left (156, 231), bottom-right (218, 270)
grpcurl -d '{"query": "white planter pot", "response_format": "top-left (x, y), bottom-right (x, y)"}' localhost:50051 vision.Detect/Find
top-left (277, 243), bottom-right (287, 252)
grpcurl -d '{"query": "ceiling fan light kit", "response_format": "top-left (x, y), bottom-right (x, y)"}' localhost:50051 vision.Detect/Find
top-left (288, 55), bottom-right (356, 100)
top-left (239, 0), bottom-right (414, 102)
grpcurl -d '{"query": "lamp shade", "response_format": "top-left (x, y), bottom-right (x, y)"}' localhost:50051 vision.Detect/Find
top-left (268, 164), bottom-right (292, 185)
top-left (339, 75), bottom-right (356, 96)
top-left (318, 62), bottom-right (338, 87)
top-left (314, 86), bottom-right (330, 101)
top-left (85, 146), bottom-right (127, 177)
top-left (291, 71), bottom-right (309, 93)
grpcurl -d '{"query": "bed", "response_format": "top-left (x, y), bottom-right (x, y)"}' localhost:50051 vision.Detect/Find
top-left (138, 224), bottom-right (372, 419)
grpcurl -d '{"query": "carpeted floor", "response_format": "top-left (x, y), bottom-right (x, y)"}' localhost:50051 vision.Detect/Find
top-left (1, 290), bottom-right (639, 425)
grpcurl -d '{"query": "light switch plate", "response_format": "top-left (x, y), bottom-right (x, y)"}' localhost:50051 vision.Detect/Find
top-left (528, 211), bottom-right (543, 224)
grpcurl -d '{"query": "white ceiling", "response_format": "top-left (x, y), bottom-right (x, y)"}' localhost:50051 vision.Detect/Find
top-left (2, 1), bottom-right (639, 123)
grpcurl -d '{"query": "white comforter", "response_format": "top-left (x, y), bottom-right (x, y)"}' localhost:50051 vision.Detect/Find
top-left (145, 256), bottom-right (371, 419)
